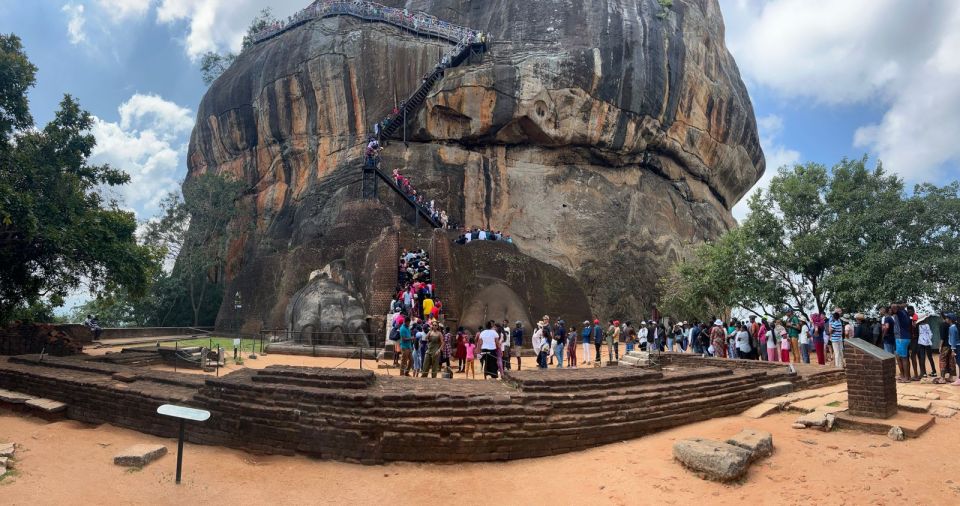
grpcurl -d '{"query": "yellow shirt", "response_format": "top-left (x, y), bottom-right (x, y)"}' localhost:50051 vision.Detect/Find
top-left (423, 298), bottom-right (434, 316)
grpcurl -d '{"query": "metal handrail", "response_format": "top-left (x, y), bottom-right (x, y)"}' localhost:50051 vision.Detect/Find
top-left (249, 0), bottom-right (483, 48)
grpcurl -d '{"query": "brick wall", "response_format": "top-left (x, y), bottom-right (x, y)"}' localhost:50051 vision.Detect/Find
top-left (844, 338), bottom-right (898, 418)
top-left (0, 356), bottom-right (791, 464)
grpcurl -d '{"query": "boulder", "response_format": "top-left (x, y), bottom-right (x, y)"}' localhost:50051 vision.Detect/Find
top-left (113, 444), bottom-right (168, 467)
top-left (0, 442), bottom-right (14, 458)
top-left (186, 0), bottom-right (765, 327)
top-left (725, 429), bottom-right (773, 461)
top-left (887, 426), bottom-right (905, 442)
top-left (673, 438), bottom-right (752, 482)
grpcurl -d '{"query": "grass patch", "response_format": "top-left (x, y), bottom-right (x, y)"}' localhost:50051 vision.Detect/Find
top-left (0, 469), bottom-right (19, 483)
top-left (125, 466), bottom-right (142, 474)
top-left (826, 401), bottom-right (842, 407)
top-left (159, 336), bottom-right (261, 354)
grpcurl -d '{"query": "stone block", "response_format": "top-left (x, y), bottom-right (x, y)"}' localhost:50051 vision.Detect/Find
top-left (25, 398), bottom-right (66, 413)
top-left (113, 444), bottom-right (167, 467)
top-left (673, 438), bottom-right (752, 482)
top-left (0, 442), bottom-right (15, 457)
top-left (725, 429), bottom-right (773, 461)
top-left (759, 381), bottom-right (794, 398)
top-left (930, 406), bottom-right (956, 418)
top-left (742, 403), bottom-right (780, 419)
top-left (0, 388), bottom-right (33, 404)
top-left (897, 398), bottom-right (931, 413)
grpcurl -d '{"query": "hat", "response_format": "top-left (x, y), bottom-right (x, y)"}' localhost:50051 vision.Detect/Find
top-left (583, 320), bottom-right (591, 325)
top-left (558, 319), bottom-right (565, 324)
top-left (917, 313), bottom-right (931, 322)
top-left (516, 320), bottom-right (522, 325)
top-left (714, 319), bottom-right (723, 326)
top-left (543, 315), bottom-right (551, 320)
top-left (613, 320), bottom-right (620, 326)
top-left (946, 313), bottom-right (958, 321)
top-left (593, 319), bottom-right (600, 324)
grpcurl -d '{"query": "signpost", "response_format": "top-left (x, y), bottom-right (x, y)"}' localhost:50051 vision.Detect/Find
top-left (157, 404), bottom-right (210, 484)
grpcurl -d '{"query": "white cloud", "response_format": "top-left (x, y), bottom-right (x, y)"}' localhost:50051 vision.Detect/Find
top-left (732, 114), bottom-right (800, 222)
top-left (155, 0), bottom-right (304, 60)
top-left (720, 0), bottom-right (960, 182)
top-left (96, 0), bottom-right (151, 22)
top-left (90, 93), bottom-right (193, 217)
top-left (62, 3), bottom-right (87, 45)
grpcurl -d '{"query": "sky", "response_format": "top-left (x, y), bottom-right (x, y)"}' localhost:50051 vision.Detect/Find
top-left (1, 0), bottom-right (959, 310)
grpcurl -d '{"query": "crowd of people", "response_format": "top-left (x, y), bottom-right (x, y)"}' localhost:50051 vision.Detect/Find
top-left (390, 168), bottom-right (450, 227)
top-left (453, 227), bottom-right (513, 244)
top-left (388, 248), bottom-right (451, 377)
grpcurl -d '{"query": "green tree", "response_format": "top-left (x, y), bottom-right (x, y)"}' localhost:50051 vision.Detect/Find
top-left (176, 173), bottom-right (245, 326)
top-left (0, 34), bottom-right (160, 324)
top-left (199, 8), bottom-right (277, 85)
top-left (660, 156), bottom-right (960, 320)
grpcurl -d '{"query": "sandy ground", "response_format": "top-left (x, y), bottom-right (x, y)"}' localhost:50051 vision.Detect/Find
top-left (3, 384), bottom-right (959, 506)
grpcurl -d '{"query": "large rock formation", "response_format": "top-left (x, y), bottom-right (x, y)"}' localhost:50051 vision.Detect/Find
top-left (186, 0), bottom-right (764, 330)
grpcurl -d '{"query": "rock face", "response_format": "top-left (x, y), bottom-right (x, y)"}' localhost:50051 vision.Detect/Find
top-left (186, 0), bottom-right (764, 329)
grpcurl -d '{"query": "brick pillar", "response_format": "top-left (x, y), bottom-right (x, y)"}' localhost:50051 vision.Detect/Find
top-left (844, 338), bottom-right (898, 418)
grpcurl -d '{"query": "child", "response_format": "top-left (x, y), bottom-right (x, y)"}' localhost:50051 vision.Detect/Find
top-left (464, 336), bottom-right (477, 379)
top-left (567, 325), bottom-right (578, 368)
top-left (537, 330), bottom-right (550, 369)
top-left (780, 327), bottom-right (791, 363)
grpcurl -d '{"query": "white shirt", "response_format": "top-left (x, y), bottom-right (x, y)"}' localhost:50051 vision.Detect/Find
top-left (479, 329), bottom-right (499, 350)
top-left (478, 230), bottom-right (487, 240)
top-left (799, 324), bottom-right (810, 345)
top-left (919, 323), bottom-right (933, 346)
top-left (502, 327), bottom-right (511, 348)
top-left (639, 328), bottom-right (648, 343)
top-left (736, 331), bottom-right (751, 353)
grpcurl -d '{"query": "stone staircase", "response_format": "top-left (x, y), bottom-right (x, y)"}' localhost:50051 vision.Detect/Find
top-left (0, 387), bottom-right (67, 418)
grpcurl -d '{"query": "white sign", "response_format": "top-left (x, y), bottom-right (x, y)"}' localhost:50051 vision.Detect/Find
top-left (233, 339), bottom-right (241, 347)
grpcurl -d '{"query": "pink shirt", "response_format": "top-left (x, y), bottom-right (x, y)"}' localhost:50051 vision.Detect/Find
top-left (465, 343), bottom-right (476, 360)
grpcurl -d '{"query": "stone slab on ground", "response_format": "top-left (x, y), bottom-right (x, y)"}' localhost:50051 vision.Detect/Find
top-left (742, 403), bottom-right (780, 419)
top-left (0, 442), bottom-right (15, 457)
top-left (725, 429), bottom-right (773, 461)
top-left (788, 392), bottom-right (848, 413)
top-left (930, 406), bottom-right (957, 418)
top-left (0, 388), bottom-right (34, 404)
top-left (113, 444), bottom-right (167, 467)
top-left (833, 411), bottom-right (935, 438)
top-left (673, 438), bottom-right (752, 482)
top-left (24, 398), bottom-right (67, 413)
top-left (897, 398), bottom-right (932, 413)
top-left (760, 381), bottom-right (794, 398)
top-left (0, 455), bottom-right (10, 469)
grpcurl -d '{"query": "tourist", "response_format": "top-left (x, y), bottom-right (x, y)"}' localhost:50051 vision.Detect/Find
top-left (567, 324), bottom-right (578, 368)
top-left (798, 318), bottom-right (811, 364)
top-left (501, 319), bottom-right (512, 371)
top-left (592, 319), bottom-right (604, 365)
top-left (398, 321), bottom-right (414, 376)
top-left (535, 322), bottom-right (549, 369)
top-left (555, 319), bottom-right (567, 368)
top-left (607, 320), bottom-right (619, 362)
top-left (422, 294), bottom-right (434, 320)
top-left (478, 321), bottom-right (501, 379)
top-left (465, 336), bottom-right (477, 379)
top-left (440, 327), bottom-right (453, 374)
top-left (943, 313), bottom-right (959, 385)
top-left (878, 306), bottom-right (895, 355)
top-left (907, 305), bottom-right (921, 380)
top-left (542, 316), bottom-right (554, 365)
top-left (893, 303), bottom-right (912, 382)
top-left (665, 322), bottom-right (676, 352)
top-left (581, 321), bottom-right (593, 365)
top-left (709, 320), bottom-right (726, 358)
top-left (455, 327), bottom-right (467, 373)
top-left (83, 314), bottom-right (103, 340)
top-left (494, 323), bottom-right (505, 376)
top-left (786, 308), bottom-right (801, 363)
top-left (638, 322), bottom-right (649, 352)
top-left (916, 314), bottom-right (936, 377)
top-left (726, 320), bottom-right (738, 359)
top-left (415, 324), bottom-right (428, 374)
top-left (775, 318), bottom-right (789, 362)
top-left (938, 313), bottom-right (955, 383)
top-left (420, 324), bottom-right (443, 378)
top-left (690, 321), bottom-right (703, 354)
top-left (765, 318), bottom-right (778, 362)
top-left (734, 324), bottom-right (751, 360)
top-left (511, 321), bottom-right (524, 370)
top-left (827, 308), bottom-right (845, 368)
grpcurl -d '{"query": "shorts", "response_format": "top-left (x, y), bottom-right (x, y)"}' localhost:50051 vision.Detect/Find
top-left (895, 339), bottom-right (910, 358)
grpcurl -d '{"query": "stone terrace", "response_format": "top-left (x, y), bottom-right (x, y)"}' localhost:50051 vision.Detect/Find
top-left (0, 354), bottom-right (837, 464)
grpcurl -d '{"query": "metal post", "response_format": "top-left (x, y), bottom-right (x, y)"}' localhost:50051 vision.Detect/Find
top-left (174, 341), bottom-right (178, 373)
top-left (175, 419), bottom-right (185, 484)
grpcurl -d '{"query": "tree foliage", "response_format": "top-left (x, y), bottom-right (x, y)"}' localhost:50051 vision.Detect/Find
top-left (199, 8), bottom-right (277, 85)
top-left (660, 156), bottom-right (960, 320)
top-left (0, 34), bottom-right (160, 324)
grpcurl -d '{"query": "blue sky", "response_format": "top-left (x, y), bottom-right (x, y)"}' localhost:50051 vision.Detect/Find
top-left (2, 0), bottom-right (959, 311)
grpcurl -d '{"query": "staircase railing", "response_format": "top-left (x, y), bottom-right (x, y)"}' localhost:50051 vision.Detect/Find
top-left (367, 164), bottom-right (443, 228)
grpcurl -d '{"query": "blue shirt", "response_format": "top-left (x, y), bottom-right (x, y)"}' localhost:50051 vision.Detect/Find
top-left (895, 309), bottom-right (912, 340)
top-left (399, 325), bottom-right (413, 350)
top-left (882, 316), bottom-right (896, 345)
top-left (949, 324), bottom-right (959, 347)
top-left (829, 318), bottom-right (843, 342)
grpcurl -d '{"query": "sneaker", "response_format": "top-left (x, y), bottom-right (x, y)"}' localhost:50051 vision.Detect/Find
top-left (952, 379), bottom-right (960, 386)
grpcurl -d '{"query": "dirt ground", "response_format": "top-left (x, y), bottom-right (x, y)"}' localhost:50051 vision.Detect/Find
top-left (3, 387), bottom-right (959, 506)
